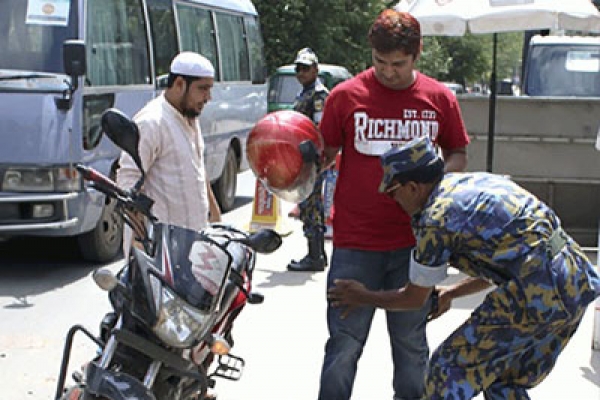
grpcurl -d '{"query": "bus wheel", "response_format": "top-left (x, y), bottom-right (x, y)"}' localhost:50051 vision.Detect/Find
top-left (213, 147), bottom-right (238, 212)
top-left (77, 195), bottom-right (123, 263)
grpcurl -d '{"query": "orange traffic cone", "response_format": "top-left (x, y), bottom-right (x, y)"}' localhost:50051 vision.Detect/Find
top-left (246, 180), bottom-right (293, 236)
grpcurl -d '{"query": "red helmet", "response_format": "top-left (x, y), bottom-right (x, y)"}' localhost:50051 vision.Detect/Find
top-left (246, 110), bottom-right (324, 203)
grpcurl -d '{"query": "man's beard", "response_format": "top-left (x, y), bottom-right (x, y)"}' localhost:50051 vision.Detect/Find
top-left (182, 107), bottom-right (200, 119)
top-left (180, 94), bottom-right (200, 119)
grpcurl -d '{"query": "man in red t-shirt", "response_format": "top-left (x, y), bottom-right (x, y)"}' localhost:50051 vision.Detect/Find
top-left (316, 9), bottom-right (470, 400)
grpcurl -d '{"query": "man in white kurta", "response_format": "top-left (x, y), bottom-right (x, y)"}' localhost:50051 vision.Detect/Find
top-left (117, 52), bottom-right (221, 255)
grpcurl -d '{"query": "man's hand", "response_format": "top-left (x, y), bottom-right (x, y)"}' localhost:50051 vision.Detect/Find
top-left (327, 279), bottom-right (368, 319)
top-left (329, 280), bottom-right (435, 318)
top-left (427, 277), bottom-right (490, 321)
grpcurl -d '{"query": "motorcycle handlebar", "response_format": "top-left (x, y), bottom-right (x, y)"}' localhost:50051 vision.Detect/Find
top-left (76, 165), bottom-right (281, 254)
top-left (76, 164), bottom-right (128, 198)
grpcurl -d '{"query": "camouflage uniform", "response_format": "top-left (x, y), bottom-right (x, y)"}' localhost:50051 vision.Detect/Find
top-left (410, 172), bottom-right (600, 399)
top-left (293, 79), bottom-right (329, 239)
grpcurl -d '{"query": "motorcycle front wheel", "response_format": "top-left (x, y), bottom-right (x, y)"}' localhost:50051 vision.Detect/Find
top-left (60, 385), bottom-right (109, 400)
top-left (152, 366), bottom-right (209, 400)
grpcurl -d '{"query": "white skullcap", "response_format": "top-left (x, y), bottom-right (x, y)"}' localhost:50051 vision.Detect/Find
top-left (170, 52), bottom-right (215, 78)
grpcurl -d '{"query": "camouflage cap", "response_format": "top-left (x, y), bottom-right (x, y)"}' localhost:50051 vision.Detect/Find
top-left (378, 136), bottom-right (440, 193)
top-left (294, 48), bottom-right (319, 65)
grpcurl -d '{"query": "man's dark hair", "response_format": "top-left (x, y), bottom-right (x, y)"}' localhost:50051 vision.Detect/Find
top-left (167, 73), bottom-right (200, 90)
top-left (368, 9), bottom-right (422, 58)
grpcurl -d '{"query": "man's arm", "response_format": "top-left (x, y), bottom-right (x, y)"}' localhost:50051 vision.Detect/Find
top-left (328, 280), bottom-right (432, 318)
top-left (321, 145), bottom-right (340, 171)
top-left (442, 147), bottom-right (467, 173)
top-left (444, 276), bottom-right (491, 298)
top-left (206, 174), bottom-right (221, 223)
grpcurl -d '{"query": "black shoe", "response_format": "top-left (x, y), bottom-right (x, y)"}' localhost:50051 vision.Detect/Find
top-left (287, 254), bottom-right (326, 272)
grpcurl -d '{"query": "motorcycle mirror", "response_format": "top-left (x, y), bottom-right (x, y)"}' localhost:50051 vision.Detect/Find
top-left (93, 268), bottom-right (119, 291)
top-left (101, 108), bottom-right (145, 175)
top-left (243, 229), bottom-right (282, 254)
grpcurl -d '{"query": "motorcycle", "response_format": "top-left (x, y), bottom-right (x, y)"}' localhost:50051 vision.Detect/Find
top-left (55, 109), bottom-right (282, 400)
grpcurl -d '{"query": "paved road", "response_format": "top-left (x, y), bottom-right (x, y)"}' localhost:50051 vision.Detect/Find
top-left (218, 172), bottom-right (600, 400)
top-left (0, 170), bottom-right (597, 399)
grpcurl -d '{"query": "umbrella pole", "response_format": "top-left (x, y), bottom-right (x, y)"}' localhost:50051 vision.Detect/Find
top-left (487, 33), bottom-right (498, 173)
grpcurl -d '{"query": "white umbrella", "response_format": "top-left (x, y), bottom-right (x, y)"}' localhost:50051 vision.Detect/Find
top-left (395, 0), bottom-right (600, 171)
top-left (397, 0), bottom-right (600, 35)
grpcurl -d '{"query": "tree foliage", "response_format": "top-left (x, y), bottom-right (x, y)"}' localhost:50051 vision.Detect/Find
top-left (253, 0), bottom-right (525, 87)
top-left (253, 0), bottom-right (391, 74)
top-left (419, 32), bottom-right (523, 87)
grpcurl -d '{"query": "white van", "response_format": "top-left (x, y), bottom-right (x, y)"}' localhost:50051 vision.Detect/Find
top-left (523, 35), bottom-right (600, 97)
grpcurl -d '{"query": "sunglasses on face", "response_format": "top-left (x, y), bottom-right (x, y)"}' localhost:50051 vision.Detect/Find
top-left (295, 65), bottom-right (311, 73)
top-left (384, 182), bottom-right (402, 198)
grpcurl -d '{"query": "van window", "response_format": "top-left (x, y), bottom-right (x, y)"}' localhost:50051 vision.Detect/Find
top-left (86, 0), bottom-right (151, 86)
top-left (525, 45), bottom-right (600, 97)
top-left (244, 16), bottom-right (266, 84)
top-left (215, 12), bottom-right (250, 81)
top-left (147, 0), bottom-right (178, 79)
top-left (176, 4), bottom-right (219, 81)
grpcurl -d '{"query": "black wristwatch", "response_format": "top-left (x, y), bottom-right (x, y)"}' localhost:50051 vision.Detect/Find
top-left (429, 287), bottom-right (440, 316)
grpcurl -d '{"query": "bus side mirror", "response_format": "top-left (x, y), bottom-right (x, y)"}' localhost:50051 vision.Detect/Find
top-left (63, 40), bottom-right (86, 89)
top-left (56, 40), bottom-right (86, 110)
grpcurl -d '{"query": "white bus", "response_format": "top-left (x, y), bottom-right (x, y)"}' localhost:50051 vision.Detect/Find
top-left (0, 0), bottom-right (267, 261)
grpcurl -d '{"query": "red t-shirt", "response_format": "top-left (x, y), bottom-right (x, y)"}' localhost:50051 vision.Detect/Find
top-left (319, 68), bottom-right (470, 251)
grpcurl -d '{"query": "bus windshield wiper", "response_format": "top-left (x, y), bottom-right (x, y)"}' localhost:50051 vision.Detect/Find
top-left (0, 73), bottom-right (58, 81)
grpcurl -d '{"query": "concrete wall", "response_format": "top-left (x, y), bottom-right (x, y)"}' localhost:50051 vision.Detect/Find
top-left (458, 95), bottom-right (600, 246)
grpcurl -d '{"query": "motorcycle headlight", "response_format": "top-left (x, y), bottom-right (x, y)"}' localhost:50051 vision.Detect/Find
top-left (152, 285), bottom-right (213, 348)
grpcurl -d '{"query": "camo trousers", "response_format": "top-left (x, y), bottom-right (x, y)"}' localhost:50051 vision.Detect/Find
top-left (298, 171), bottom-right (326, 238)
top-left (426, 246), bottom-right (598, 399)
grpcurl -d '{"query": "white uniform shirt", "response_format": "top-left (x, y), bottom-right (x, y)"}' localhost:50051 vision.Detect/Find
top-left (117, 94), bottom-right (210, 249)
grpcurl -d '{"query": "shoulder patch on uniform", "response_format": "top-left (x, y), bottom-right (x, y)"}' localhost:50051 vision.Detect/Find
top-left (316, 81), bottom-right (329, 93)
top-left (314, 99), bottom-right (324, 111)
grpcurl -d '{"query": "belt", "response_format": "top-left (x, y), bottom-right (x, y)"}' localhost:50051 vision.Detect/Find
top-left (547, 227), bottom-right (568, 258)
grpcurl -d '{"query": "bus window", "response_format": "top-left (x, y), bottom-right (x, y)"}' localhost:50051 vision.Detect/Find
top-left (215, 13), bottom-right (250, 82)
top-left (86, 0), bottom-right (151, 86)
top-left (176, 4), bottom-right (219, 81)
top-left (0, 0), bottom-right (78, 76)
top-left (244, 16), bottom-right (266, 84)
top-left (147, 0), bottom-right (178, 82)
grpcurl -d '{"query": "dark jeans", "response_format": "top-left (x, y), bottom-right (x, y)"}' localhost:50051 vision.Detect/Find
top-left (318, 247), bottom-right (430, 400)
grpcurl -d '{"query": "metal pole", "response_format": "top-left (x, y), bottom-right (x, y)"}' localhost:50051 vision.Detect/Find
top-left (594, 219), bottom-right (600, 350)
top-left (487, 33), bottom-right (498, 173)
